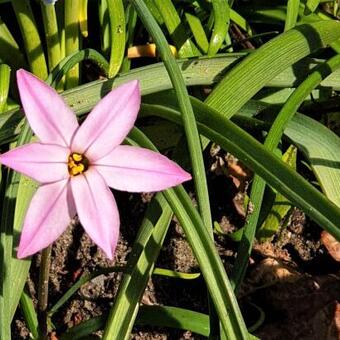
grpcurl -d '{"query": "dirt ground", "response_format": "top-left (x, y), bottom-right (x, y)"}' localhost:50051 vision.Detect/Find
top-left (12, 149), bottom-right (340, 340)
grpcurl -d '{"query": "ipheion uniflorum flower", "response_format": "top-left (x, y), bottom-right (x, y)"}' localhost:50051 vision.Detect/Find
top-left (0, 70), bottom-right (191, 259)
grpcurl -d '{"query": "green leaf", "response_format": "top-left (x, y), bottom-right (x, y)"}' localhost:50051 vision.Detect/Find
top-left (139, 99), bottom-right (340, 241)
top-left (20, 289), bottom-right (39, 339)
top-left (285, 0), bottom-right (300, 31)
top-left (136, 305), bottom-right (209, 336)
top-left (40, 2), bottom-right (61, 72)
top-left (98, 0), bottom-right (110, 56)
top-left (205, 21), bottom-right (340, 118)
top-left (64, 0), bottom-right (81, 87)
top-left (103, 193), bottom-right (173, 339)
top-left (107, 0), bottom-right (126, 77)
top-left (128, 127), bottom-right (250, 339)
top-left (11, 0), bottom-right (48, 79)
top-left (153, 268), bottom-right (201, 279)
top-left (46, 48), bottom-right (109, 88)
top-left (306, 0), bottom-right (321, 13)
top-left (152, 0), bottom-right (201, 57)
top-left (230, 9), bottom-right (252, 35)
top-left (185, 12), bottom-right (209, 53)
top-left (0, 64), bottom-right (10, 114)
top-left (49, 266), bottom-right (123, 316)
top-left (285, 113), bottom-right (340, 207)
top-left (10, 175), bottom-right (38, 320)
top-left (231, 52), bottom-right (340, 291)
top-left (130, 0), bottom-right (212, 241)
top-left (256, 145), bottom-right (297, 241)
top-left (0, 123), bottom-right (33, 340)
top-left (0, 17), bottom-right (27, 70)
top-left (61, 305), bottom-right (210, 339)
top-left (128, 3), bottom-right (219, 337)
top-left (208, 0), bottom-right (230, 56)
top-left (5, 54), bottom-right (340, 135)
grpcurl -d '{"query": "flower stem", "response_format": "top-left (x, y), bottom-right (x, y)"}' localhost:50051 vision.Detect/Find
top-left (38, 246), bottom-right (52, 339)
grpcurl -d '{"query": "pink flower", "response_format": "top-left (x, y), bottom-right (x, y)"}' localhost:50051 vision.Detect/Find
top-left (0, 70), bottom-right (191, 259)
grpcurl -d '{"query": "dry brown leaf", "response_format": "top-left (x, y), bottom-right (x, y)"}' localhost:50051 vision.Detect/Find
top-left (321, 231), bottom-right (340, 262)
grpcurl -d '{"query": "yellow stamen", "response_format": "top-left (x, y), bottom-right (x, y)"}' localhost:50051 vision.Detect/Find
top-left (68, 152), bottom-right (89, 176)
top-left (72, 153), bottom-right (83, 162)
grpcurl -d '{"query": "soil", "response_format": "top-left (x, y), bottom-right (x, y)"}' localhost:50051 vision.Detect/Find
top-left (12, 148), bottom-right (340, 340)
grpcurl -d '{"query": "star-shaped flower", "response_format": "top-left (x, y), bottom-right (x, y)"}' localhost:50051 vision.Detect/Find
top-left (0, 70), bottom-right (191, 259)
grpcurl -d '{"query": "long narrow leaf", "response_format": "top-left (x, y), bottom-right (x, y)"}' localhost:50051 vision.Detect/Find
top-left (103, 193), bottom-right (173, 339)
top-left (153, 0), bottom-right (200, 57)
top-left (0, 18), bottom-right (26, 70)
top-left (11, 0), bottom-right (48, 79)
top-left (208, 0), bottom-right (230, 56)
top-left (20, 289), bottom-right (39, 339)
top-left (285, 0), bottom-right (300, 30)
top-left (5, 53), bottom-right (340, 133)
top-left (231, 53), bottom-right (340, 290)
top-left (205, 21), bottom-right (340, 117)
top-left (0, 123), bottom-right (33, 340)
top-left (107, 0), bottom-right (126, 77)
top-left (61, 305), bottom-right (209, 339)
top-left (128, 128), bottom-right (249, 339)
top-left (40, 2), bottom-right (61, 71)
top-left (139, 99), bottom-right (340, 241)
top-left (130, 0), bottom-right (212, 239)
top-left (185, 12), bottom-right (209, 53)
top-left (0, 64), bottom-right (10, 113)
top-left (64, 0), bottom-right (80, 87)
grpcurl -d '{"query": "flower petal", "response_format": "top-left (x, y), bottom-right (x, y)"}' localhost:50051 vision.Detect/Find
top-left (71, 168), bottom-right (119, 259)
top-left (0, 142), bottom-right (70, 183)
top-left (17, 179), bottom-right (75, 258)
top-left (17, 69), bottom-right (79, 146)
top-left (71, 80), bottom-right (140, 161)
top-left (93, 145), bottom-right (192, 192)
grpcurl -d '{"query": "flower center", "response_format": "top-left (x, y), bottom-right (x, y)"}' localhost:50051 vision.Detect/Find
top-left (68, 152), bottom-right (89, 176)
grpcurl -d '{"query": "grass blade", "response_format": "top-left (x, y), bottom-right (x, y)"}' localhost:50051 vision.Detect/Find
top-left (285, 0), bottom-right (300, 30)
top-left (128, 127), bottom-right (249, 339)
top-left (40, 1), bottom-right (61, 72)
top-left (46, 48), bottom-right (109, 88)
top-left (256, 145), bottom-right (297, 241)
top-left (130, 0), bottom-right (212, 235)
top-left (136, 305), bottom-right (209, 336)
top-left (107, 0), bottom-right (126, 77)
top-left (205, 21), bottom-right (340, 118)
top-left (153, 268), bottom-right (200, 279)
top-left (62, 305), bottom-right (209, 339)
top-left (20, 289), bottom-right (39, 339)
top-left (10, 175), bottom-right (38, 320)
top-left (0, 64), bottom-right (10, 113)
top-left (285, 113), bottom-right (340, 206)
top-left (208, 0), bottom-right (230, 55)
top-left (306, 0), bottom-right (321, 13)
top-left (64, 0), bottom-right (80, 87)
top-left (231, 53), bottom-right (340, 291)
top-left (185, 12), bottom-right (209, 53)
top-left (153, 0), bottom-right (200, 57)
top-left (103, 193), bottom-right (173, 339)
top-left (98, 0), bottom-right (110, 56)
top-left (0, 18), bottom-right (26, 71)
top-left (0, 122), bottom-right (33, 340)
top-left (139, 99), bottom-right (340, 241)
top-left (11, 0), bottom-right (48, 79)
